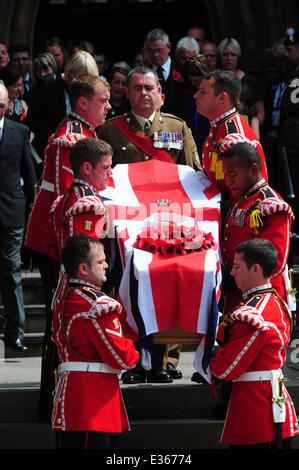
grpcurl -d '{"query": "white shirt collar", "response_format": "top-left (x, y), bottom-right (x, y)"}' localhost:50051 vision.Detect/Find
top-left (131, 111), bottom-right (156, 128)
top-left (243, 283), bottom-right (272, 300)
top-left (0, 116), bottom-right (4, 130)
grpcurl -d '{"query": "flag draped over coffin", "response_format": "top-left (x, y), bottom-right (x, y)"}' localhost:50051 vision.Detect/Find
top-left (101, 159), bottom-right (222, 381)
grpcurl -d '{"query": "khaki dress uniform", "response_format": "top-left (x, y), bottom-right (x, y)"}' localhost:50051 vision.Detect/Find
top-left (97, 111), bottom-right (202, 170)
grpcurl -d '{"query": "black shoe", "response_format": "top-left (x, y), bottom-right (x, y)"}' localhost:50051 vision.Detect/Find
top-left (147, 369), bottom-right (173, 383)
top-left (5, 338), bottom-right (28, 352)
top-left (122, 371), bottom-right (146, 384)
top-left (191, 371), bottom-right (209, 385)
top-left (0, 314), bottom-right (5, 334)
top-left (166, 362), bottom-right (183, 379)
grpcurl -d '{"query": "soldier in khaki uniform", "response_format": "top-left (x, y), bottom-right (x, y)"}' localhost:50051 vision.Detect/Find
top-left (97, 66), bottom-right (202, 384)
top-left (97, 66), bottom-right (202, 171)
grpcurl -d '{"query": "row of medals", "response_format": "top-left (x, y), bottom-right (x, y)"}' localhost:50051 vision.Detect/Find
top-left (153, 131), bottom-right (183, 150)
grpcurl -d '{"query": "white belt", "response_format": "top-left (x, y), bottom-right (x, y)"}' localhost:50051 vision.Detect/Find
top-left (58, 361), bottom-right (122, 375)
top-left (40, 180), bottom-right (54, 192)
top-left (234, 369), bottom-right (287, 423)
top-left (233, 370), bottom-right (275, 382)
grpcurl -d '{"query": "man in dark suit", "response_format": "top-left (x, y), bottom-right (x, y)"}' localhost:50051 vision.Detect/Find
top-left (0, 82), bottom-right (36, 352)
top-left (145, 28), bottom-right (184, 117)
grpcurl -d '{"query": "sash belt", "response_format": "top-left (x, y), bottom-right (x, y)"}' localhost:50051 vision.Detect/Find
top-left (58, 361), bottom-right (122, 375)
top-left (41, 180), bottom-right (54, 192)
top-left (234, 369), bottom-right (287, 423)
top-left (233, 370), bottom-right (277, 382)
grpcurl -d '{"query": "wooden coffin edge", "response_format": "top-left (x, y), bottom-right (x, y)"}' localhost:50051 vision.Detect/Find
top-left (152, 325), bottom-right (203, 344)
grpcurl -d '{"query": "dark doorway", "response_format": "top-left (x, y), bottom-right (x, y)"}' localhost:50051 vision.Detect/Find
top-left (33, 0), bottom-right (210, 67)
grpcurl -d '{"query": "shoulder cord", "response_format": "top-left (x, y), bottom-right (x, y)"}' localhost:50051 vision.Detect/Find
top-left (232, 287), bottom-right (293, 335)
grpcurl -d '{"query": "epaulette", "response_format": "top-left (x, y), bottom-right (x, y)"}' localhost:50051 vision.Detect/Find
top-left (105, 113), bottom-right (128, 124)
top-left (246, 295), bottom-right (263, 308)
top-left (80, 285), bottom-right (103, 300)
top-left (259, 198), bottom-right (294, 219)
top-left (230, 305), bottom-right (268, 331)
top-left (226, 119), bottom-right (239, 134)
top-left (261, 186), bottom-right (277, 199)
top-left (64, 195), bottom-right (105, 217)
top-left (159, 112), bottom-right (184, 122)
top-left (88, 294), bottom-right (122, 318)
top-left (51, 133), bottom-right (87, 148)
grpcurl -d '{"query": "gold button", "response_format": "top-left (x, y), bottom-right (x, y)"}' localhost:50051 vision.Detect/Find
top-left (57, 418), bottom-right (61, 424)
top-left (144, 155), bottom-right (149, 160)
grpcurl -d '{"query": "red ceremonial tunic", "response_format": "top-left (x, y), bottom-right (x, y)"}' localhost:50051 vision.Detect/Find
top-left (25, 113), bottom-right (97, 256)
top-left (202, 108), bottom-right (267, 198)
top-left (48, 179), bottom-right (108, 263)
top-left (51, 279), bottom-right (139, 433)
top-left (222, 179), bottom-right (293, 313)
top-left (210, 285), bottom-right (299, 446)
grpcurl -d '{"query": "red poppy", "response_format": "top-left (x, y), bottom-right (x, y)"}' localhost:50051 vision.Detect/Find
top-left (172, 70), bottom-right (182, 81)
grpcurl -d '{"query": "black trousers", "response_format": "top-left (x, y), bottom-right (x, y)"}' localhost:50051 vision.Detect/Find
top-left (0, 225), bottom-right (25, 343)
top-left (34, 251), bottom-right (60, 422)
top-left (229, 437), bottom-right (292, 449)
top-left (56, 431), bottom-right (119, 449)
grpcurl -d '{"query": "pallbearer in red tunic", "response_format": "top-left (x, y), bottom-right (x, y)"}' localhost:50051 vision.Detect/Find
top-left (211, 239), bottom-right (299, 448)
top-left (219, 137), bottom-right (294, 314)
top-left (194, 70), bottom-right (267, 199)
top-left (25, 75), bottom-right (111, 423)
top-left (25, 73), bottom-right (111, 258)
top-left (52, 234), bottom-right (139, 449)
top-left (48, 138), bottom-right (113, 263)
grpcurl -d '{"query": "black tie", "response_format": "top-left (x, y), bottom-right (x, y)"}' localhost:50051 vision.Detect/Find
top-left (156, 66), bottom-right (165, 85)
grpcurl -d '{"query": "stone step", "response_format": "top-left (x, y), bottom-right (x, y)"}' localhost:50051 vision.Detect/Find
top-left (24, 305), bottom-right (46, 333)
top-left (0, 418), bottom-right (226, 450)
top-left (0, 383), bottom-right (219, 423)
top-left (1, 376), bottom-right (299, 423)
top-left (0, 305), bottom-right (47, 334)
top-left (0, 334), bottom-right (43, 358)
top-left (22, 275), bottom-right (44, 305)
top-left (1, 418), bottom-right (299, 450)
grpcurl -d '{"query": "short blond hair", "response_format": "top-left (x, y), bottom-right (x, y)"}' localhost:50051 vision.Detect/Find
top-left (64, 50), bottom-right (99, 84)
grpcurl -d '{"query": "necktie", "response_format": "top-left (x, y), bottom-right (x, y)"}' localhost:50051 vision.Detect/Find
top-left (0, 126), bottom-right (2, 142)
top-left (156, 66), bottom-right (165, 85)
top-left (144, 119), bottom-right (151, 135)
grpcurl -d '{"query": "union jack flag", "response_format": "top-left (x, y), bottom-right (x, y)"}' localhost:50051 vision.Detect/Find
top-left (101, 159), bottom-right (222, 382)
